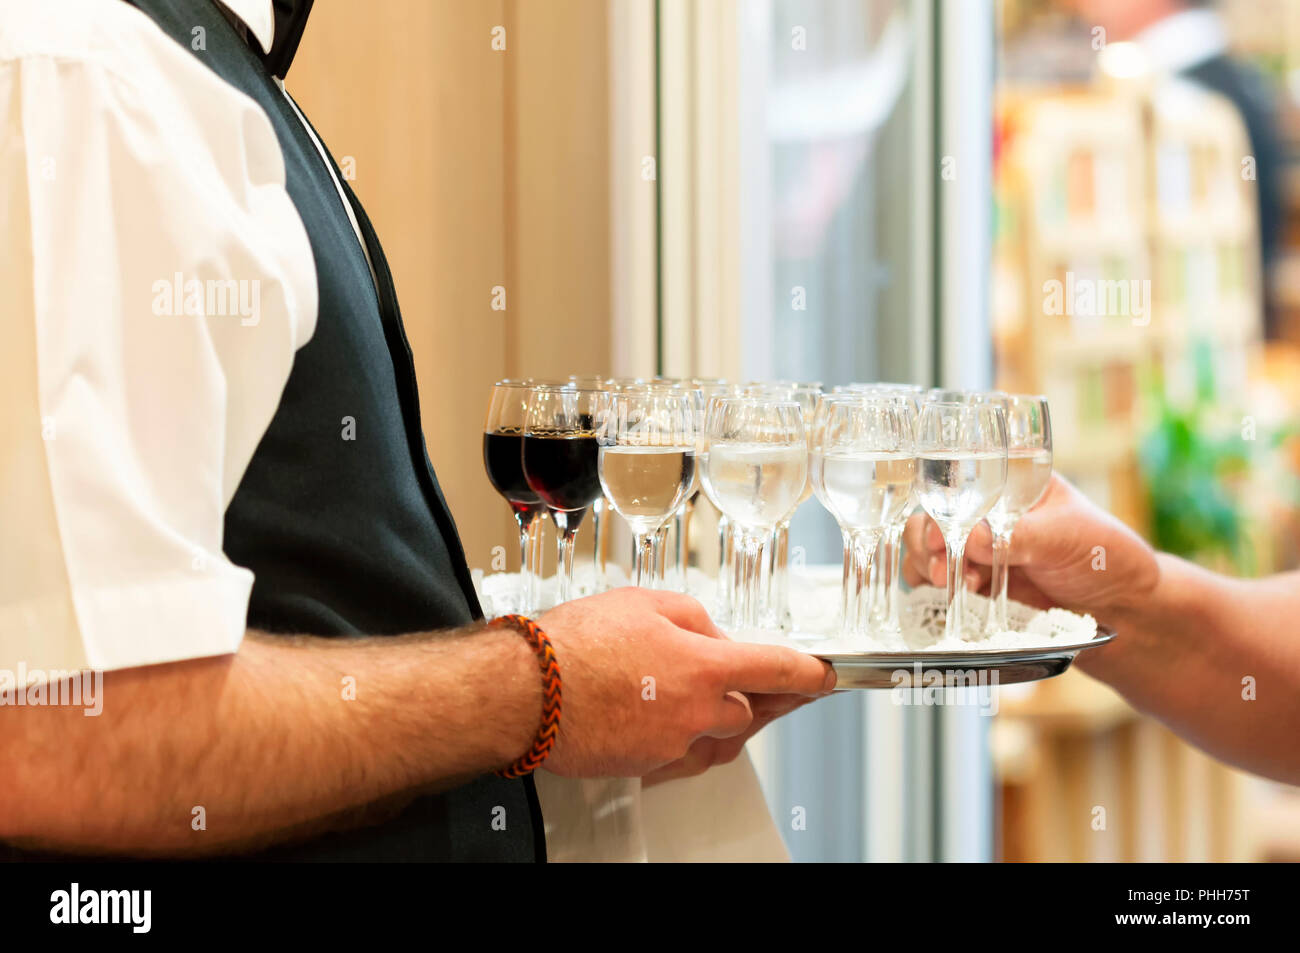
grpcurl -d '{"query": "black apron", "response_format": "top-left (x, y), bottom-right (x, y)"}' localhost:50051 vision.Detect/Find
top-left (78, 0), bottom-right (540, 861)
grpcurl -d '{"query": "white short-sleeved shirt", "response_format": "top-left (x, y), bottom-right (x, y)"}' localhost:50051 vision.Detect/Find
top-left (0, 0), bottom-right (316, 675)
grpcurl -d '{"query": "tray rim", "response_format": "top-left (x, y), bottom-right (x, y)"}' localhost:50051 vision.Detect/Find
top-left (810, 624), bottom-right (1116, 665)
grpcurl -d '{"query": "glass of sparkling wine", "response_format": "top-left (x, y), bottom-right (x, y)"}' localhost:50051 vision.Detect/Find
top-left (813, 396), bottom-right (915, 639)
top-left (703, 398), bottom-right (807, 630)
top-left (983, 394), bottom-right (1052, 634)
top-left (598, 390), bottom-right (697, 587)
top-left (914, 401), bottom-right (1008, 641)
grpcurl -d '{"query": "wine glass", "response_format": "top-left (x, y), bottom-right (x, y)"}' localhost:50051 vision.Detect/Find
top-left (696, 384), bottom-right (741, 620)
top-left (811, 394), bottom-right (859, 633)
top-left (664, 380), bottom-right (717, 593)
top-left (568, 376), bottom-right (614, 590)
top-left (702, 398), bottom-right (807, 630)
top-left (771, 383), bottom-right (820, 629)
top-left (983, 394), bottom-right (1052, 634)
top-left (914, 401), bottom-right (1008, 641)
top-left (483, 380), bottom-right (545, 614)
top-left (522, 383), bottom-right (609, 605)
top-left (865, 391), bottom-right (922, 638)
top-left (812, 395), bottom-right (914, 638)
top-left (598, 390), bottom-right (696, 587)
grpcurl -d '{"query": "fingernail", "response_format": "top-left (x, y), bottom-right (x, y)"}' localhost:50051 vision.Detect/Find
top-left (822, 665), bottom-right (838, 693)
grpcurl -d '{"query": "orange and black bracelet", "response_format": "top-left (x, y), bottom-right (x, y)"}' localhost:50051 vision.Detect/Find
top-left (491, 614), bottom-right (562, 778)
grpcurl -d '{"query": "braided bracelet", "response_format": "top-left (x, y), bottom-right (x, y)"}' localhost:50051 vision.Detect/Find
top-left (490, 614), bottom-right (562, 778)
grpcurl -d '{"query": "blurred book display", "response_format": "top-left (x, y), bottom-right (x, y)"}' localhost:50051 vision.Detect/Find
top-left (992, 0), bottom-right (1300, 863)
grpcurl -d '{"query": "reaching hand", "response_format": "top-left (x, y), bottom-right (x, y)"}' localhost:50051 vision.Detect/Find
top-left (902, 473), bottom-right (1161, 621)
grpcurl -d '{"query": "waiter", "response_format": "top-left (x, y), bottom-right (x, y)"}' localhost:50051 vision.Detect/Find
top-left (0, 0), bottom-right (833, 861)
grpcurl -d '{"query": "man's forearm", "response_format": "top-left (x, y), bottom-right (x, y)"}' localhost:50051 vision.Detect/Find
top-left (1088, 556), bottom-right (1300, 784)
top-left (1, 625), bottom-right (541, 855)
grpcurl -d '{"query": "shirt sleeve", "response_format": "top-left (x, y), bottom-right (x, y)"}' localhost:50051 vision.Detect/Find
top-left (0, 11), bottom-right (318, 675)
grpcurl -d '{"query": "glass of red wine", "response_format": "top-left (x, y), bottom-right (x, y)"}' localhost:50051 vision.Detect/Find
top-left (522, 382), bottom-right (608, 605)
top-left (483, 380), bottom-right (546, 614)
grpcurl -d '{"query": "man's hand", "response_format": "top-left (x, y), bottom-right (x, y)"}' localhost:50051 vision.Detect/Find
top-left (639, 692), bottom-right (815, 787)
top-left (902, 473), bottom-right (1161, 621)
top-left (537, 588), bottom-right (835, 779)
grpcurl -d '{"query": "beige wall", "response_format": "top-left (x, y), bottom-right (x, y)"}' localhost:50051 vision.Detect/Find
top-left (289, 0), bottom-right (632, 572)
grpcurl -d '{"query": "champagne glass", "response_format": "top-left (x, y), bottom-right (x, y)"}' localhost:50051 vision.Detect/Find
top-left (598, 390), bottom-right (696, 587)
top-left (984, 395), bottom-right (1052, 634)
top-left (522, 383), bottom-right (608, 604)
top-left (812, 396), bottom-right (914, 638)
top-left (483, 380), bottom-right (545, 614)
top-left (914, 401), bottom-right (1008, 641)
top-left (703, 398), bottom-right (807, 630)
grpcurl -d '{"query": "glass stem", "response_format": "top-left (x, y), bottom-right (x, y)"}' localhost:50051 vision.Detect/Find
top-left (770, 520), bottom-right (791, 628)
top-left (987, 527), bottom-right (1013, 635)
top-left (855, 531), bottom-right (883, 639)
top-left (591, 498), bottom-right (606, 592)
top-left (554, 513), bottom-right (577, 605)
top-left (884, 519), bottom-right (906, 634)
top-left (717, 515), bottom-right (734, 615)
top-left (529, 513), bottom-right (545, 612)
top-left (839, 528), bottom-right (855, 635)
top-left (737, 532), bottom-right (766, 630)
top-left (632, 532), bottom-right (656, 588)
top-left (675, 500), bottom-right (693, 593)
top-left (867, 539), bottom-right (887, 625)
top-left (515, 510), bottom-right (535, 615)
top-left (943, 531), bottom-right (969, 642)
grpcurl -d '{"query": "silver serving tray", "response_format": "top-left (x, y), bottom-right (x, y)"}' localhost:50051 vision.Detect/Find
top-left (815, 626), bottom-right (1116, 690)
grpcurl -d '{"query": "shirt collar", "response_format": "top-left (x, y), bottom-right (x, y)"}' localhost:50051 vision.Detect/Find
top-left (218, 0), bottom-right (275, 56)
top-left (1132, 8), bottom-right (1228, 75)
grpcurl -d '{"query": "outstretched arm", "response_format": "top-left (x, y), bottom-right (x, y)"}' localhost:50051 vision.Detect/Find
top-left (904, 475), bottom-right (1300, 785)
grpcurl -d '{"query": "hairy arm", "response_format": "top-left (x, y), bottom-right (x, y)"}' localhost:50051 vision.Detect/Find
top-left (906, 474), bottom-right (1300, 785)
top-left (1083, 558), bottom-right (1300, 785)
top-left (1, 626), bottom-right (540, 856)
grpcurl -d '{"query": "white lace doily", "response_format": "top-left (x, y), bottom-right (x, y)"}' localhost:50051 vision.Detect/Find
top-left (475, 565), bottom-right (1097, 655)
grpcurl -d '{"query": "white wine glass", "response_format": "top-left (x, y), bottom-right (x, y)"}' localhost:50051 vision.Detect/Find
top-left (983, 394), bottom-right (1052, 634)
top-left (813, 396), bottom-right (915, 639)
top-left (914, 401), bottom-right (1008, 641)
top-left (703, 398), bottom-right (807, 630)
top-left (598, 390), bottom-right (696, 587)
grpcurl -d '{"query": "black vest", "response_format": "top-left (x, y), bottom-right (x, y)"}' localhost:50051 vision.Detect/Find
top-left (116, 0), bottom-right (542, 861)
